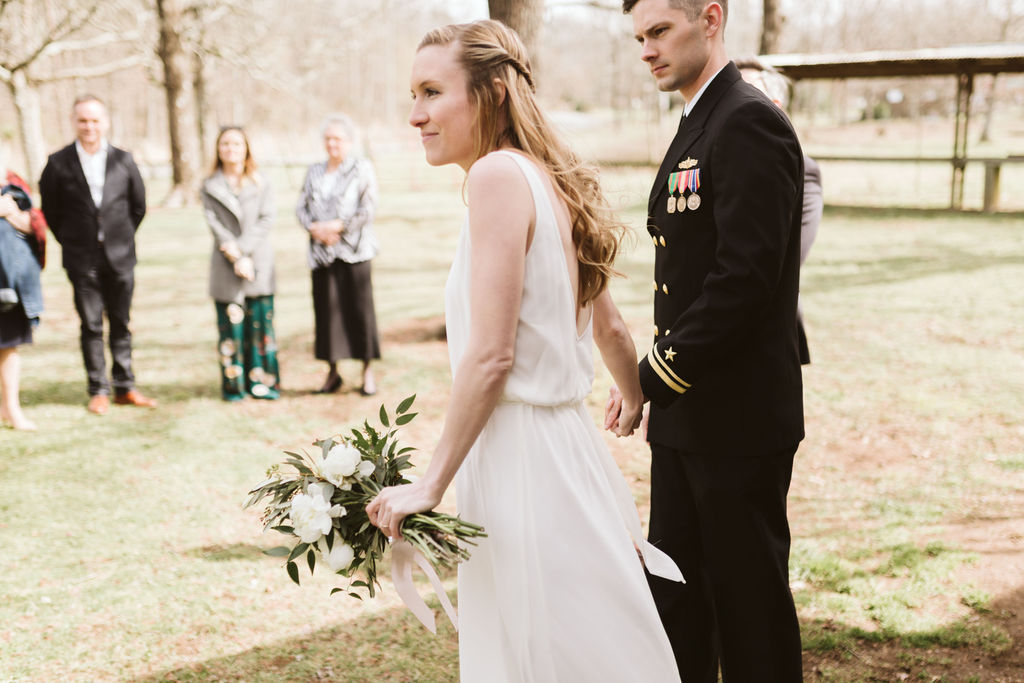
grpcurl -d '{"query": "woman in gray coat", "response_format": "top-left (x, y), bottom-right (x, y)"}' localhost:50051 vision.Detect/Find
top-left (202, 125), bottom-right (279, 401)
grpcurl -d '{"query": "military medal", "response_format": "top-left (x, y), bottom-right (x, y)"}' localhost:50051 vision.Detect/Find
top-left (666, 172), bottom-right (681, 214)
top-left (685, 167), bottom-right (701, 211)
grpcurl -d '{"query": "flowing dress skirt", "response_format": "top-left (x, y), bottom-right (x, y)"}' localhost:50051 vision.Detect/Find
top-left (456, 401), bottom-right (680, 682)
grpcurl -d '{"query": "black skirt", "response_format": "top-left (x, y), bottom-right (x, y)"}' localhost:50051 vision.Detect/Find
top-left (0, 304), bottom-right (32, 349)
top-left (311, 259), bottom-right (381, 362)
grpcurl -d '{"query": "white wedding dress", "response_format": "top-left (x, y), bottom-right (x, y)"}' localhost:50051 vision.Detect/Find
top-left (446, 151), bottom-right (682, 682)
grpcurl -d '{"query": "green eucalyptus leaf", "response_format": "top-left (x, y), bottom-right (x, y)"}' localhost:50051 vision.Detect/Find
top-left (348, 592), bottom-right (363, 600)
top-left (287, 561), bottom-right (300, 585)
top-left (330, 587), bottom-right (343, 595)
top-left (395, 412), bottom-right (418, 426)
top-left (396, 394), bottom-right (416, 414)
top-left (379, 404), bottom-right (390, 427)
top-left (288, 542), bottom-right (310, 562)
top-left (307, 548), bottom-right (316, 573)
top-left (263, 546), bottom-right (291, 557)
top-left (270, 525), bottom-right (294, 535)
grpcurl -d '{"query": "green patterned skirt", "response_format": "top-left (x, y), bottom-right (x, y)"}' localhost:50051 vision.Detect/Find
top-left (215, 295), bottom-right (280, 401)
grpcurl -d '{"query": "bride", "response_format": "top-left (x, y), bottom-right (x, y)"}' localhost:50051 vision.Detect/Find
top-left (366, 20), bottom-right (682, 681)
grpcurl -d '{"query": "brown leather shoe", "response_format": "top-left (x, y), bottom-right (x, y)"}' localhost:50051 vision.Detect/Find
top-left (87, 394), bottom-right (110, 415)
top-left (114, 390), bottom-right (158, 408)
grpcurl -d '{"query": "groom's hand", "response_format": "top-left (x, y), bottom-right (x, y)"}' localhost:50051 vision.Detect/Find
top-left (604, 385), bottom-right (624, 432)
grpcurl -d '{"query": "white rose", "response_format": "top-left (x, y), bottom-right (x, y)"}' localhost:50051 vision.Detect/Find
top-left (290, 483), bottom-right (344, 544)
top-left (321, 444), bottom-right (363, 485)
top-left (356, 459), bottom-right (375, 478)
top-left (290, 493), bottom-right (333, 544)
top-left (318, 537), bottom-right (355, 571)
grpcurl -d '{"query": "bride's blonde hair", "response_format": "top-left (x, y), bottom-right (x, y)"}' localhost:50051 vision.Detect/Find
top-left (418, 20), bottom-right (626, 305)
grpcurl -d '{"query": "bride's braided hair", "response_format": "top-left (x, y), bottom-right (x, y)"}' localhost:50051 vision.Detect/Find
top-left (418, 20), bottom-right (625, 306)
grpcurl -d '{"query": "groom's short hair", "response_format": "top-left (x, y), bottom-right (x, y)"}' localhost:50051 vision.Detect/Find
top-left (622, 0), bottom-right (729, 23)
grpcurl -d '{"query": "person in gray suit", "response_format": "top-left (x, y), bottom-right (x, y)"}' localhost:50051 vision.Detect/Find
top-left (737, 57), bottom-right (822, 364)
top-left (201, 125), bottom-right (279, 401)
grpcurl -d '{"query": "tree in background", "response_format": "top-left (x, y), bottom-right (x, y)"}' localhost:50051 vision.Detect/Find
top-left (488, 0), bottom-right (543, 64)
top-left (0, 0), bottom-right (141, 186)
top-left (759, 0), bottom-right (782, 55)
top-left (155, 0), bottom-right (200, 206)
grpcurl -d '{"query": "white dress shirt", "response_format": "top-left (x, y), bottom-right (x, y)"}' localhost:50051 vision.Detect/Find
top-left (684, 64), bottom-right (728, 117)
top-left (75, 139), bottom-right (109, 208)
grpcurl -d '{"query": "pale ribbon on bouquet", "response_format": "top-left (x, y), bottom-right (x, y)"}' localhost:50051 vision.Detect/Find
top-left (390, 538), bottom-right (459, 634)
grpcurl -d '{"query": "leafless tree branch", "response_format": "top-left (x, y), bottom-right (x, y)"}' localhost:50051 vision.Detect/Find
top-left (8, 2), bottom-right (102, 74)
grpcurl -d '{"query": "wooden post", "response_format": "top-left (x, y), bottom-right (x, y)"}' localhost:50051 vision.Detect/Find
top-left (983, 161), bottom-right (1002, 213)
top-left (950, 72), bottom-right (973, 211)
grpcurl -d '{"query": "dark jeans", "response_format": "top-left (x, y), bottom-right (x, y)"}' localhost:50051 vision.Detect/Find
top-left (67, 249), bottom-right (135, 396)
top-left (647, 442), bottom-right (803, 683)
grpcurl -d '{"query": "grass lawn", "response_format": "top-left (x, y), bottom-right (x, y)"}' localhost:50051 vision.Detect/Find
top-left (2, 147), bottom-right (1023, 681)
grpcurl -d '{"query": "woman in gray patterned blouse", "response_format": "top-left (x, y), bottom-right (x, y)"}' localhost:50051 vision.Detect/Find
top-left (296, 114), bottom-right (381, 395)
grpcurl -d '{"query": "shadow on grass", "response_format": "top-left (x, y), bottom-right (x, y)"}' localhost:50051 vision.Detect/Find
top-left (801, 585), bottom-right (1022, 680)
top-left (803, 245), bottom-right (1024, 293)
top-left (797, 543), bottom-right (1024, 680)
top-left (135, 593), bottom-right (460, 682)
top-left (825, 205), bottom-right (1024, 221)
top-left (185, 543), bottom-right (270, 562)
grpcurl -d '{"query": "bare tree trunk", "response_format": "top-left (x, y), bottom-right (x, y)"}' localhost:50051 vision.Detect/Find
top-left (488, 0), bottom-right (543, 65)
top-left (156, 0), bottom-right (200, 207)
top-left (759, 0), bottom-right (783, 55)
top-left (193, 48), bottom-right (209, 169)
top-left (8, 71), bottom-right (46, 187)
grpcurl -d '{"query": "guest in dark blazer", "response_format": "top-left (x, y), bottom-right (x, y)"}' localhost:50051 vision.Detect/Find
top-left (737, 56), bottom-right (822, 365)
top-left (295, 114), bottom-right (380, 396)
top-left (609, 1), bottom-right (805, 680)
top-left (38, 94), bottom-right (156, 415)
top-left (201, 125), bottom-right (279, 401)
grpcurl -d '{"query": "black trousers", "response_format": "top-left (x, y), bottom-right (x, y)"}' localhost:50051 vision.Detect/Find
top-left (311, 259), bottom-right (380, 363)
top-left (647, 441), bottom-right (803, 683)
top-left (67, 248), bottom-right (135, 396)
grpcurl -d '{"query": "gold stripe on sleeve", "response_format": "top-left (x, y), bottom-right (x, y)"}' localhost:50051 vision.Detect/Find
top-left (647, 348), bottom-right (688, 394)
top-left (652, 346), bottom-right (691, 389)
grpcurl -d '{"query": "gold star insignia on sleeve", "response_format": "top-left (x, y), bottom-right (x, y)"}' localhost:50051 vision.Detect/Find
top-left (664, 347), bottom-right (677, 362)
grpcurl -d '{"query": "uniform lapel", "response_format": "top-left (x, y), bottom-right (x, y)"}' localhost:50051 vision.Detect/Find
top-left (647, 62), bottom-right (742, 216)
top-left (648, 116), bottom-right (702, 216)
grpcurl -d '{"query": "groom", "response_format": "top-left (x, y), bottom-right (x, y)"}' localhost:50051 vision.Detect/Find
top-left (609, 0), bottom-right (805, 680)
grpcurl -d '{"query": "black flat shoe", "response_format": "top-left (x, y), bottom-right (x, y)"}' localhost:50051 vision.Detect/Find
top-left (315, 373), bottom-right (343, 394)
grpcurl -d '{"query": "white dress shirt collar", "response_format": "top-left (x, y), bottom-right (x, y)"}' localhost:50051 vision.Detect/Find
top-left (683, 63), bottom-right (728, 118)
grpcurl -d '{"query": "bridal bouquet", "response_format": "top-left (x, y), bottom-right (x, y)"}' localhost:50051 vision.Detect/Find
top-left (245, 395), bottom-right (485, 631)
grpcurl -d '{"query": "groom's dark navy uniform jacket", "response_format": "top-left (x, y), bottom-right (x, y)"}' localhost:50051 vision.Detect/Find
top-left (639, 61), bottom-right (804, 454)
top-left (637, 62), bottom-right (806, 682)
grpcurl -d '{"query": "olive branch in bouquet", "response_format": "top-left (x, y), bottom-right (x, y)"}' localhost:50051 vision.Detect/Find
top-left (245, 394), bottom-right (485, 601)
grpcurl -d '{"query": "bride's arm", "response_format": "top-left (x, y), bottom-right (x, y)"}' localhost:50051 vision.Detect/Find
top-left (367, 154), bottom-right (534, 538)
top-left (593, 290), bottom-right (644, 436)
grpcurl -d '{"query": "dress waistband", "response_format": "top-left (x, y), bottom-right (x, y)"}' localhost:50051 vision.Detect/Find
top-left (497, 397), bottom-right (584, 409)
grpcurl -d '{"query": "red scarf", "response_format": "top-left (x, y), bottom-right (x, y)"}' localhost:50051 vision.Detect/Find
top-left (4, 170), bottom-right (46, 268)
